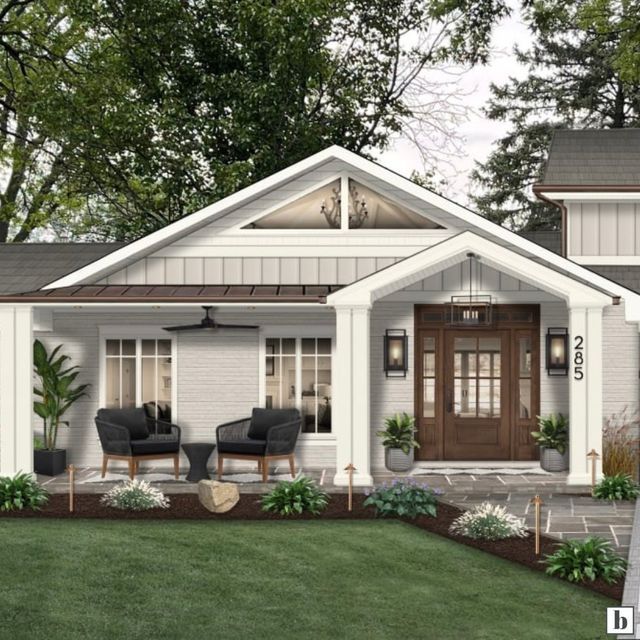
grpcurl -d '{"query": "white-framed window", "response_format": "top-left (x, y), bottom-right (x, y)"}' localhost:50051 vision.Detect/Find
top-left (99, 327), bottom-right (177, 422)
top-left (260, 327), bottom-right (334, 438)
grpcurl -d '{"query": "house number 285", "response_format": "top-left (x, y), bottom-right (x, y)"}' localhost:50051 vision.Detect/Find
top-left (574, 335), bottom-right (584, 380)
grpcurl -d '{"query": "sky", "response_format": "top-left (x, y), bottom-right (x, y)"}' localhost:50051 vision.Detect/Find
top-left (379, 3), bottom-right (532, 207)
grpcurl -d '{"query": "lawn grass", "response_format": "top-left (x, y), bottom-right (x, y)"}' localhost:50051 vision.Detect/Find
top-left (0, 519), bottom-right (613, 640)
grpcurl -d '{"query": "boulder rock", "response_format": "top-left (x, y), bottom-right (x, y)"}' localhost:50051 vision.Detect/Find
top-left (198, 480), bottom-right (240, 513)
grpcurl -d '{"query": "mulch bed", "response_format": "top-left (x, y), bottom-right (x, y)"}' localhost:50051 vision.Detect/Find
top-left (1, 493), bottom-right (622, 601)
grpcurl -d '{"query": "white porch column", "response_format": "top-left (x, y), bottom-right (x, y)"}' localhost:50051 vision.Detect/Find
top-left (333, 305), bottom-right (373, 486)
top-left (0, 306), bottom-right (33, 476)
top-left (567, 305), bottom-right (604, 485)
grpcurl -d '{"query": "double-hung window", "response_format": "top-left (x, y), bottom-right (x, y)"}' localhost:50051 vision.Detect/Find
top-left (264, 334), bottom-right (333, 435)
top-left (101, 331), bottom-right (176, 421)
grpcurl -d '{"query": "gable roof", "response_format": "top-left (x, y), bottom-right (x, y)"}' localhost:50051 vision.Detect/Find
top-left (38, 145), bottom-right (640, 319)
top-left (0, 243), bottom-right (121, 294)
top-left (542, 129), bottom-right (640, 186)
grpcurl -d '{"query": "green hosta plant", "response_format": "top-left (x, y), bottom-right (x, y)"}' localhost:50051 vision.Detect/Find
top-left (377, 412), bottom-right (419, 454)
top-left (449, 502), bottom-right (528, 541)
top-left (261, 476), bottom-right (329, 516)
top-left (0, 473), bottom-right (49, 511)
top-left (593, 474), bottom-right (640, 501)
top-left (531, 413), bottom-right (569, 454)
top-left (101, 480), bottom-right (170, 511)
top-left (33, 339), bottom-right (90, 451)
top-left (544, 537), bottom-right (627, 584)
top-left (364, 478), bottom-right (440, 518)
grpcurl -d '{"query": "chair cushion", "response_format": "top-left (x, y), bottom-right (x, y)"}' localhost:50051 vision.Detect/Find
top-left (248, 408), bottom-right (299, 440)
top-left (217, 439), bottom-right (267, 456)
top-left (130, 435), bottom-right (179, 456)
top-left (97, 408), bottom-right (149, 440)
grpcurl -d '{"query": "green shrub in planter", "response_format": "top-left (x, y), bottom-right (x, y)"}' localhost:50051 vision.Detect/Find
top-left (101, 479), bottom-right (170, 511)
top-left (449, 502), bottom-right (528, 541)
top-left (0, 473), bottom-right (49, 511)
top-left (261, 476), bottom-right (329, 515)
top-left (364, 478), bottom-right (440, 518)
top-left (593, 474), bottom-right (640, 501)
top-left (544, 537), bottom-right (626, 584)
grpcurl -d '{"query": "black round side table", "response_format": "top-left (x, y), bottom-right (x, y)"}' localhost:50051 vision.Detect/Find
top-left (182, 442), bottom-right (216, 482)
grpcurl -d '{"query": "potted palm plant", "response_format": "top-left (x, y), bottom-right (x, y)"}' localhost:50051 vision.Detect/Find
top-left (531, 413), bottom-right (569, 472)
top-left (377, 412), bottom-right (419, 472)
top-left (33, 339), bottom-right (90, 476)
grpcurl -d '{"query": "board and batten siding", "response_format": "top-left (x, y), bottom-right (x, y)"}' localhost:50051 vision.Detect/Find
top-left (99, 258), bottom-right (547, 292)
top-left (567, 201), bottom-right (640, 256)
top-left (33, 310), bottom-right (335, 471)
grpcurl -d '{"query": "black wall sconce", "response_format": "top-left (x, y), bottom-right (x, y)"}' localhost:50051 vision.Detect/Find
top-left (384, 329), bottom-right (408, 378)
top-left (546, 327), bottom-right (568, 376)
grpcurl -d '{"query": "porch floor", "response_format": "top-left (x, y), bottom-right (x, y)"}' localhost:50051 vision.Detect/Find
top-left (38, 466), bottom-right (634, 558)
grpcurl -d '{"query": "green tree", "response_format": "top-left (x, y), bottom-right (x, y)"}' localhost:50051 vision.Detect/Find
top-left (470, 0), bottom-right (640, 231)
top-left (68, 0), bottom-right (509, 240)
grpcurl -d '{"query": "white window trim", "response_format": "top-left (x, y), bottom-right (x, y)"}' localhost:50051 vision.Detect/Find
top-left (98, 326), bottom-right (178, 421)
top-left (259, 325), bottom-right (335, 443)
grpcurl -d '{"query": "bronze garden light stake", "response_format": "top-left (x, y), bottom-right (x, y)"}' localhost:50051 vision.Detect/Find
top-left (344, 463), bottom-right (356, 512)
top-left (68, 464), bottom-right (75, 513)
top-left (530, 495), bottom-right (543, 555)
top-left (587, 449), bottom-right (600, 494)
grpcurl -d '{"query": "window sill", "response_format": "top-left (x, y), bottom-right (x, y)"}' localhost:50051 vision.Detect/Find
top-left (298, 435), bottom-right (336, 445)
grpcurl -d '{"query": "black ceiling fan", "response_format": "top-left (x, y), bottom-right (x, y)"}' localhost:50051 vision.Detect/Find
top-left (163, 306), bottom-right (259, 332)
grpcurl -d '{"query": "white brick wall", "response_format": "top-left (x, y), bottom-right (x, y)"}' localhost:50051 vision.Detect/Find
top-left (34, 310), bottom-right (336, 473)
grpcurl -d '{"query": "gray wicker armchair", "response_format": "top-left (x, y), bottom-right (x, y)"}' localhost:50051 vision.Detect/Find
top-left (216, 408), bottom-right (301, 482)
top-left (95, 408), bottom-right (181, 479)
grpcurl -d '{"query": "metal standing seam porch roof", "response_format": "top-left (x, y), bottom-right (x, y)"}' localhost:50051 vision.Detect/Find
top-left (0, 284), bottom-right (342, 304)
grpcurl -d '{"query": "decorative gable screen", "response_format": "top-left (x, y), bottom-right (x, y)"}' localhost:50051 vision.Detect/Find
top-left (241, 176), bottom-right (444, 230)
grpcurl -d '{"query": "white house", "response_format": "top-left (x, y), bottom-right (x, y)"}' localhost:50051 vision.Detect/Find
top-left (1, 132), bottom-right (640, 486)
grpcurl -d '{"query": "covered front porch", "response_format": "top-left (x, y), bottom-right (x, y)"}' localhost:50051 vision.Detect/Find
top-left (0, 232), bottom-right (624, 488)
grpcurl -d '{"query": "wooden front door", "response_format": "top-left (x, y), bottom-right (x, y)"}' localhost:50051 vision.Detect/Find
top-left (443, 330), bottom-right (510, 459)
top-left (415, 305), bottom-right (540, 461)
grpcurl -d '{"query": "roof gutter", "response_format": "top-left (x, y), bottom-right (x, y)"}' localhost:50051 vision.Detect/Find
top-left (532, 184), bottom-right (568, 258)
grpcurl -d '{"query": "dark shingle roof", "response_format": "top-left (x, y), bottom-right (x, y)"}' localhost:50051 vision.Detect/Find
top-left (586, 266), bottom-right (640, 295)
top-left (542, 129), bottom-right (640, 186)
top-left (0, 243), bottom-right (122, 294)
top-left (518, 230), bottom-right (562, 254)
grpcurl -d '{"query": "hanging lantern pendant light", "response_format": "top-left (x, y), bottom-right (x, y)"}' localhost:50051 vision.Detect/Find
top-left (447, 252), bottom-right (492, 326)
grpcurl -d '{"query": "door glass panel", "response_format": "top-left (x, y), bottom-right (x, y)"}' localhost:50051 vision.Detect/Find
top-left (519, 379), bottom-right (531, 419)
top-left (453, 335), bottom-right (501, 419)
top-left (478, 379), bottom-right (500, 418)
top-left (518, 335), bottom-right (533, 419)
top-left (422, 336), bottom-right (436, 418)
top-left (454, 337), bottom-right (476, 377)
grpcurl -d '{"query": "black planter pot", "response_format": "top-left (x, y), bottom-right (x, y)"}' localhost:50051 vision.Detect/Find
top-left (34, 449), bottom-right (67, 476)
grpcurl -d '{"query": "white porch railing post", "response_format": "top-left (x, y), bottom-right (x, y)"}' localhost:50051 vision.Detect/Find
top-left (333, 305), bottom-right (373, 486)
top-left (567, 305), bottom-right (603, 485)
top-left (0, 306), bottom-right (33, 476)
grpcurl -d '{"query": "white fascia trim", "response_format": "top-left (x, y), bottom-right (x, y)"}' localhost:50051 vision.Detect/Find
top-left (538, 191), bottom-right (640, 201)
top-left (44, 146), bottom-right (640, 318)
top-left (327, 231), bottom-right (611, 309)
top-left (569, 255), bottom-right (640, 265)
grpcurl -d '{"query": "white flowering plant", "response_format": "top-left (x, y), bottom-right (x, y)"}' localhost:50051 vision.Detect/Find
top-left (449, 502), bottom-right (528, 541)
top-left (101, 479), bottom-right (170, 511)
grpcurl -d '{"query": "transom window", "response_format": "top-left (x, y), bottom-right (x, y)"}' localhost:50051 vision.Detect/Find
top-left (104, 337), bottom-right (174, 421)
top-left (265, 337), bottom-right (332, 434)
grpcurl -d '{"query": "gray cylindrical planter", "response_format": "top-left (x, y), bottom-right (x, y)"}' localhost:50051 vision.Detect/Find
top-left (539, 446), bottom-right (569, 472)
top-left (385, 448), bottom-right (414, 472)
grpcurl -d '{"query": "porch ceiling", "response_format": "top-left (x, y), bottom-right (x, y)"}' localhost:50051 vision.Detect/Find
top-left (0, 284), bottom-right (342, 304)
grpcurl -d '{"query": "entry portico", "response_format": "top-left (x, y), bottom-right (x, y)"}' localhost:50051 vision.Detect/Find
top-left (328, 231), bottom-right (611, 485)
